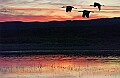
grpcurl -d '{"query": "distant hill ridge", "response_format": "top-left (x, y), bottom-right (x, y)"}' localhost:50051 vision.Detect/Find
top-left (0, 17), bottom-right (120, 30)
top-left (0, 17), bottom-right (120, 50)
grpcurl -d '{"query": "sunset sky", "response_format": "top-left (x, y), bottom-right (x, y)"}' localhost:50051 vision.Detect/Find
top-left (0, 0), bottom-right (120, 22)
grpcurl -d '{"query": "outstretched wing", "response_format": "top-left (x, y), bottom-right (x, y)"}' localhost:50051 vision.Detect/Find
top-left (82, 12), bottom-right (86, 17)
top-left (98, 6), bottom-right (101, 11)
top-left (86, 13), bottom-right (90, 18)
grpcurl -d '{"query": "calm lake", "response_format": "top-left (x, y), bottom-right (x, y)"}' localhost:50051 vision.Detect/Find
top-left (0, 54), bottom-right (120, 78)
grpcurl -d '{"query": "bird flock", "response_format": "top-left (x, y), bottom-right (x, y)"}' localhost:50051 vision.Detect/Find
top-left (0, 2), bottom-right (104, 18)
top-left (62, 2), bottom-right (104, 18)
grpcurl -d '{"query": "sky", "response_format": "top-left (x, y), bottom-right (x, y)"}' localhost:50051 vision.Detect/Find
top-left (0, 0), bottom-right (120, 22)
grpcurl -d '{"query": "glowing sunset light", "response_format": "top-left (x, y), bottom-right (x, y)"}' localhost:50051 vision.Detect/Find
top-left (0, 55), bottom-right (120, 78)
top-left (0, 0), bottom-right (119, 22)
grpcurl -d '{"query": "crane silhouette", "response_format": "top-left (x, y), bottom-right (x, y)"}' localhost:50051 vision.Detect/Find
top-left (90, 2), bottom-right (104, 11)
top-left (78, 10), bottom-right (94, 18)
top-left (61, 6), bottom-right (77, 12)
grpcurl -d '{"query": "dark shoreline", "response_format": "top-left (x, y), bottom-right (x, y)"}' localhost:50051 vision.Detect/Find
top-left (0, 18), bottom-right (120, 56)
top-left (0, 50), bottom-right (120, 56)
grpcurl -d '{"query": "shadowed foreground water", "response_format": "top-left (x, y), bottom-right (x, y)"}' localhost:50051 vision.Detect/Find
top-left (0, 54), bottom-right (120, 78)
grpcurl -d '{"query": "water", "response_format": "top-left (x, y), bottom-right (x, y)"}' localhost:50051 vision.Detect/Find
top-left (0, 54), bottom-right (120, 78)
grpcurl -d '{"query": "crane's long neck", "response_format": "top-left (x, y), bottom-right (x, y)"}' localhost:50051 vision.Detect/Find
top-left (90, 5), bottom-right (94, 6)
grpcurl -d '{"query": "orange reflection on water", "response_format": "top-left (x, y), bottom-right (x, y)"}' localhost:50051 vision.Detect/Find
top-left (0, 55), bottom-right (120, 78)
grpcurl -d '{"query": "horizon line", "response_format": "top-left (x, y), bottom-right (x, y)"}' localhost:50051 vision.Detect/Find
top-left (1, 17), bottom-right (120, 23)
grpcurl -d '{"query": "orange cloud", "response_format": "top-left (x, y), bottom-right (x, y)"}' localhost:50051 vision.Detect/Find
top-left (0, 5), bottom-right (119, 22)
top-left (0, 13), bottom-right (108, 22)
